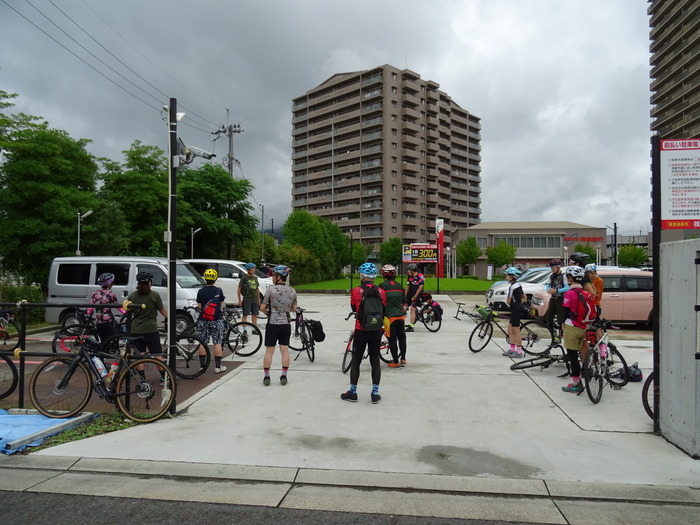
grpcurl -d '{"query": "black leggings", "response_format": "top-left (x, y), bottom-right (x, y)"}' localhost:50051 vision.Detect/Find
top-left (567, 348), bottom-right (581, 378)
top-left (350, 329), bottom-right (382, 386)
top-left (388, 318), bottom-right (407, 363)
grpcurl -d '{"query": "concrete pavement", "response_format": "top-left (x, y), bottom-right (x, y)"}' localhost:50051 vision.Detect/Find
top-left (1, 294), bottom-right (698, 524)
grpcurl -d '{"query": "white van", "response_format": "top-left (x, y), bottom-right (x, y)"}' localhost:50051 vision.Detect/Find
top-left (46, 256), bottom-right (205, 333)
top-left (185, 259), bottom-right (272, 305)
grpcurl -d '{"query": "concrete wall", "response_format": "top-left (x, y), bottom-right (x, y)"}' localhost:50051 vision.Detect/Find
top-left (659, 239), bottom-right (700, 457)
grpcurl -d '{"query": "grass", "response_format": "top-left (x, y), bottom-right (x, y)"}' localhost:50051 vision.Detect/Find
top-left (295, 276), bottom-right (496, 292)
top-left (27, 410), bottom-right (136, 453)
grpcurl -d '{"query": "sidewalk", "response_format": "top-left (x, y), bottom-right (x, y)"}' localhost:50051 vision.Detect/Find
top-left (1, 294), bottom-right (698, 523)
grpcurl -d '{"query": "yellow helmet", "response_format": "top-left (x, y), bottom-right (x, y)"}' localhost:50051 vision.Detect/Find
top-left (203, 268), bottom-right (218, 281)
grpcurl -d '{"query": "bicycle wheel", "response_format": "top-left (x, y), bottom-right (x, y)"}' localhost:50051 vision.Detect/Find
top-left (0, 318), bottom-right (20, 351)
top-left (225, 322), bottom-right (262, 357)
top-left (115, 357), bottom-right (176, 423)
top-left (468, 320), bottom-right (493, 352)
top-left (288, 324), bottom-right (304, 351)
top-left (304, 325), bottom-right (315, 362)
top-left (510, 356), bottom-right (556, 371)
top-left (606, 343), bottom-right (629, 389)
top-left (342, 333), bottom-right (354, 373)
top-left (173, 334), bottom-right (209, 379)
top-left (642, 370), bottom-right (655, 420)
top-left (583, 349), bottom-right (603, 404)
top-left (0, 353), bottom-right (18, 400)
top-left (519, 320), bottom-right (554, 357)
top-left (99, 334), bottom-right (143, 357)
top-left (29, 357), bottom-right (92, 418)
top-left (378, 332), bottom-right (392, 363)
top-left (422, 312), bottom-right (442, 332)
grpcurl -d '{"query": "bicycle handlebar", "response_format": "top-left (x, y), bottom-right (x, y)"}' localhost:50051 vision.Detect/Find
top-left (345, 311), bottom-right (356, 321)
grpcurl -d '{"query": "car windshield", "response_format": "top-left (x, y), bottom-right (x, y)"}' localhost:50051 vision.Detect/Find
top-left (177, 263), bottom-right (206, 288)
top-left (519, 270), bottom-right (550, 284)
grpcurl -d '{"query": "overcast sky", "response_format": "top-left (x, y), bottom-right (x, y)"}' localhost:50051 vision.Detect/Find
top-left (1, 0), bottom-right (652, 237)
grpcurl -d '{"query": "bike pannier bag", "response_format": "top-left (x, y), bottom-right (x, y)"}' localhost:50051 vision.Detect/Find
top-left (308, 319), bottom-right (326, 342)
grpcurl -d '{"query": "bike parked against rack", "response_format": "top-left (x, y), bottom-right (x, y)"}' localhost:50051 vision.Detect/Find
top-left (0, 309), bottom-right (20, 351)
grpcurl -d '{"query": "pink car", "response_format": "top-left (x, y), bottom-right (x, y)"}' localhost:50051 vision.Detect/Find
top-left (530, 269), bottom-right (653, 325)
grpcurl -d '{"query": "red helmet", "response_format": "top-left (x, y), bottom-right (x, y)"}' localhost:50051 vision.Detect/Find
top-left (381, 264), bottom-right (396, 276)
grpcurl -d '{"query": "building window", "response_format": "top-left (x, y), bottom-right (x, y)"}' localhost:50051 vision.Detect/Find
top-left (392, 157), bottom-right (397, 164)
top-left (392, 212), bottom-right (398, 218)
top-left (392, 170), bottom-right (398, 177)
top-left (392, 184), bottom-right (397, 191)
top-left (392, 87), bottom-right (398, 94)
top-left (392, 199), bottom-right (398, 205)
top-left (392, 226), bottom-right (398, 233)
top-left (392, 129), bottom-right (397, 136)
top-left (392, 143), bottom-right (397, 150)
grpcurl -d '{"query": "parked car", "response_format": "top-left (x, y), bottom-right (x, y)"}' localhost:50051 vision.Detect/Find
top-left (185, 259), bottom-right (272, 305)
top-left (45, 256), bottom-right (204, 333)
top-left (530, 269), bottom-right (653, 325)
top-left (486, 267), bottom-right (551, 310)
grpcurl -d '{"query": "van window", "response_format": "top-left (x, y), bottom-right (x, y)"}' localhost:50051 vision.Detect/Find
top-left (189, 263), bottom-right (215, 277)
top-left (95, 263), bottom-right (130, 286)
top-left (178, 263), bottom-right (206, 288)
top-left (625, 276), bottom-right (653, 292)
top-left (138, 264), bottom-right (167, 287)
top-left (602, 276), bottom-right (622, 292)
top-left (218, 264), bottom-right (239, 279)
top-left (57, 263), bottom-right (91, 284)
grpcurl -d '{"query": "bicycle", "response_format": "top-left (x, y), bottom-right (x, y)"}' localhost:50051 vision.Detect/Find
top-left (509, 343), bottom-right (571, 377)
top-left (642, 369), bottom-right (656, 419)
top-left (0, 352), bottom-right (19, 400)
top-left (415, 302), bottom-right (442, 332)
top-left (341, 312), bottom-right (392, 373)
top-left (453, 302), bottom-right (470, 321)
top-left (29, 333), bottom-right (177, 423)
top-left (581, 319), bottom-right (630, 404)
top-left (468, 305), bottom-right (553, 356)
top-left (288, 307), bottom-right (316, 362)
top-left (221, 307), bottom-right (262, 357)
top-left (0, 309), bottom-right (20, 351)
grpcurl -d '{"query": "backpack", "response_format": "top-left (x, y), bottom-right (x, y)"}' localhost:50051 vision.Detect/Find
top-left (573, 288), bottom-right (596, 325)
top-left (358, 283), bottom-right (385, 331)
top-left (201, 289), bottom-right (222, 321)
top-left (308, 319), bottom-right (325, 342)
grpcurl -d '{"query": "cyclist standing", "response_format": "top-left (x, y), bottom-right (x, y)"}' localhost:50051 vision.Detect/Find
top-left (260, 265), bottom-right (297, 386)
top-left (544, 259), bottom-right (568, 336)
top-left (237, 262), bottom-right (261, 327)
top-left (87, 272), bottom-right (125, 343)
top-left (127, 272), bottom-right (168, 356)
top-left (503, 267), bottom-right (525, 358)
top-left (584, 263), bottom-right (604, 318)
top-left (196, 268), bottom-right (226, 374)
top-left (404, 263), bottom-right (424, 332)
top-left (378, 264), bottom-right (407, 368)
top-left (342, 263), bottom-right (386, 403)
top-left (561, 266), bottom-right (587, 393)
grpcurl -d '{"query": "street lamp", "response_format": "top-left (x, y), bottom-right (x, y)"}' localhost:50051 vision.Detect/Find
top-left (190, 227), bottom-right (201, 258)
top-left (76, 209), bottom-right (93, 256)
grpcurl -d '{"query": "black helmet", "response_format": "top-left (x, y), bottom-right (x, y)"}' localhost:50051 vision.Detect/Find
top-left (548, 259), bottom-right (561, 267)
top-left (407, 263), bottom-right (418, 271)
top-left (569, 252), bottom-right (589, 265)
top-left (136, 271), bottom-right (153, 283)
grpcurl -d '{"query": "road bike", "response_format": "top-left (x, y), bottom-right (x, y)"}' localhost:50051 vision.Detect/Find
top-left (642, 369), bottom-right (656, 419)
top-left (29, 335), bottom-right (176, 423)
top-left (415, 302), bottom-right (442, 332)
top-left (341, 312), bottom-right (392, 373)
top-left (468, 305), bottom-right (553, 356)
top-left (509, 343), bottom-right (571, 376)
top-left (222, 307), bottom-right (262, 357)
top-left (288, 307), bottom-right (316, 362)
top-left (0, 309), bottom-right (20, 351)
top-left (580, 319), bottom-right (630, 404)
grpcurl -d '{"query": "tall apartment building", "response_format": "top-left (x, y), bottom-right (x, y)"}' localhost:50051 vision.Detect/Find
top-left (290, 64), bottom-right (482, 254)
top-left (649, 0), bottom-right (700, 138)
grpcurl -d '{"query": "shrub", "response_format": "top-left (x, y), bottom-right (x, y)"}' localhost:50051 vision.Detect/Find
top-left (0, 283), bottom-right (45, 324)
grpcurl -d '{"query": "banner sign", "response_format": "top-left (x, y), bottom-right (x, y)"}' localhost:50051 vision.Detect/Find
top-left (402, 243), bottom-right (438, 263)
top-left (660, 139), bottom-right (700, 229)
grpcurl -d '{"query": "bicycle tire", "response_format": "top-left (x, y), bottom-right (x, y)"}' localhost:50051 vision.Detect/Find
top-left (422, 311), bottom-right (442, 332)
top-left (288, 323), bottom-right (304, 351)
top-left (378, 333), bottom-right (391, 363)
top-left (0, 318), bottom-right (20, 351)
top-left (304, 325), bottom-right (315, 362)
top-left (509, 356), bottom-right (556, 371)
top-left (173, 334), bottom-right (209, 379)
top-left (342, 333), bottom-right (354, 373)
top-left (606, 343), bottom-right (629, 389)
top-left (0, 353), bottom-right (18, 400)
top-left (468, 320), bottom-right (493, 352)
top-left (642, 369), bottom-right (655, 420)
top-left (115, 357), bottom-right (176, 423)
top-left (99, 333), bottom-right (143, 357)
top-left (519, 320), bottom-right (554, 357)
top-left (583, 349), bottom-right (603, 404)
top-left (225, 322), bottom-right (262, 357)
top-left (29, 357), bottom-right (92, 418)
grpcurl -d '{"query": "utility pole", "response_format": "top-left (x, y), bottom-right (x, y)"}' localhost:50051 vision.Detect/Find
top-left (260, 204), bottom-right (265, 266)
top-left (211, 112), bottom-right (244, 177)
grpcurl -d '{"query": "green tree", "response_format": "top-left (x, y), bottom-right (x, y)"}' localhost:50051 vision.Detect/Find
top-left (572, 243), bottom-right (596, 263)
top-left (379, 237), bottom-right (403, 268)
top-left (485, 240), bottom-right (516, 269)
top-left (237, 232), bottom-right (279, 266)
top-left (456, 236), bottom-right (482, 275)
top-left (617, 244), bottom-right (648, 267)
top-left (0, 125), bottom-right (99, 283)
top-left (177, 163), bottom-right (257, 258)
top-left (277, 244), bottom-right (320, 285)
top-left (99, 141), bottom-right (168, 256)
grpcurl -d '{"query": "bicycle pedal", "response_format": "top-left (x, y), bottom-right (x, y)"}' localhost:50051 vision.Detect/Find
top-left (611, 385), bottom-right (622, 391)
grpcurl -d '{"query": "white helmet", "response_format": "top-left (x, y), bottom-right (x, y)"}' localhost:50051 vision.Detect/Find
top-left (565, 266), bottom-right (585, 281)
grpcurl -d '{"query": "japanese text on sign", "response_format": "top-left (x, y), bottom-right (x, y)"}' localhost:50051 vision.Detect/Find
top-left (661, 139), bottom-right (700, 229)
top-left (402, 243), bottom-right (438, 263)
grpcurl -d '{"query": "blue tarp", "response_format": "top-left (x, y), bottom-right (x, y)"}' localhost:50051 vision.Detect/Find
top-left (0, 409), bottom-right (88, 454)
